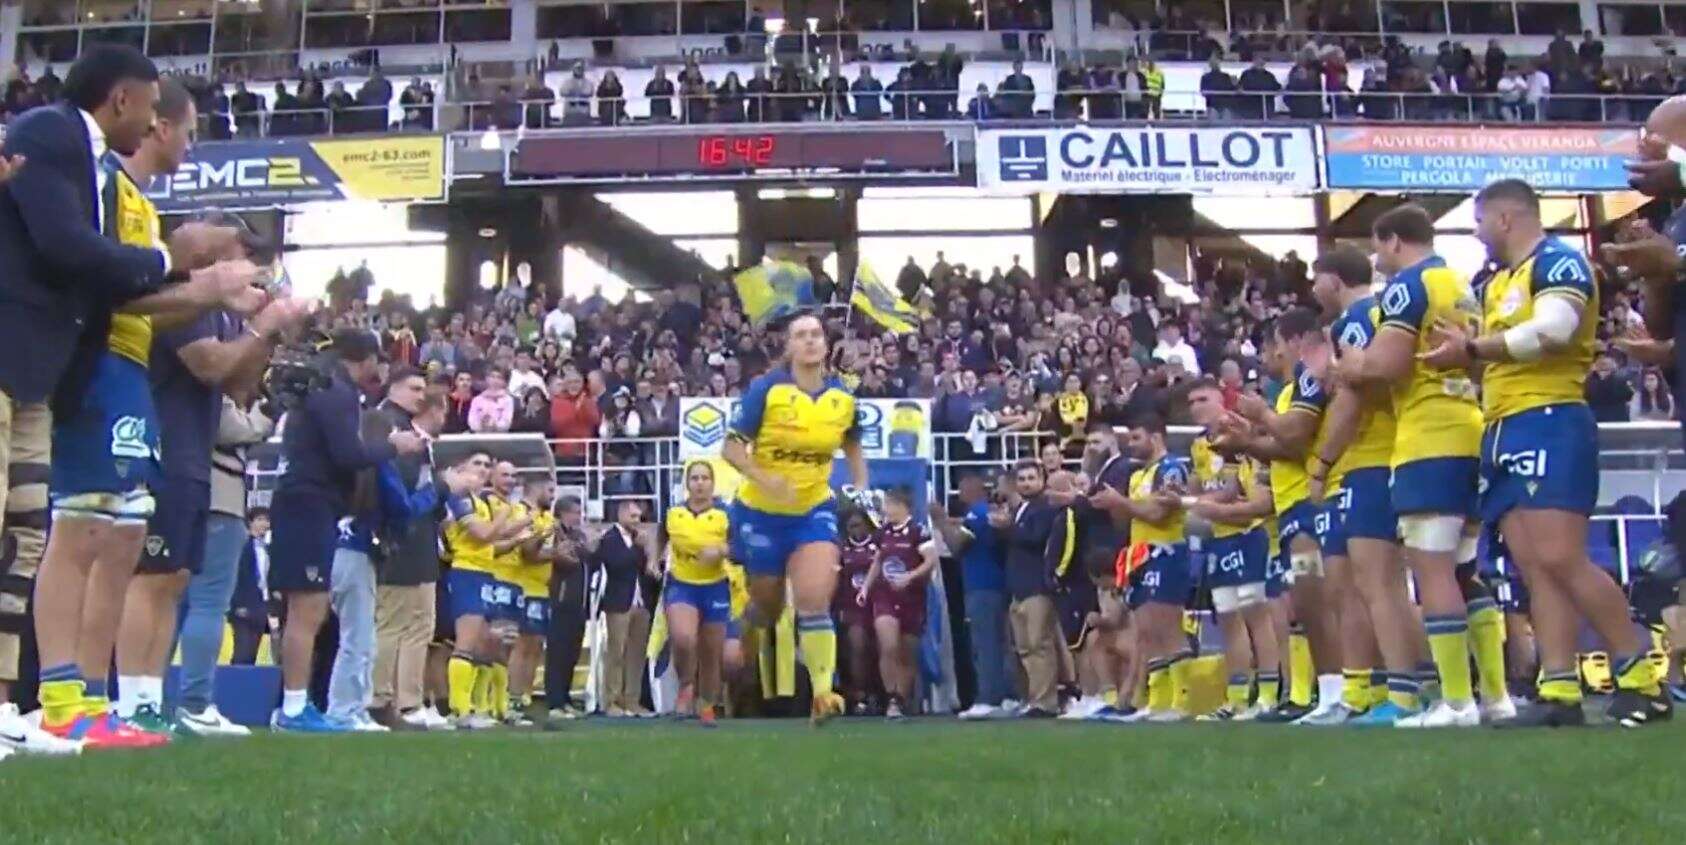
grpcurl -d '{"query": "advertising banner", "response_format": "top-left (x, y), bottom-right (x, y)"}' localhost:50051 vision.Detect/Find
top-left (678, 397), bottom-right (931, 462)
top-left (145, 135), bottom-right (446, 211)
top-left (1323, 125), bottom-right (1637, 191)
top-left (975, 126), bottom-right (1319, 195)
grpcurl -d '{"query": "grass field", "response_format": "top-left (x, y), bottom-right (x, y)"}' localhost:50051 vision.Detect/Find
top-left (3, 718), bottom-right (1682, 844)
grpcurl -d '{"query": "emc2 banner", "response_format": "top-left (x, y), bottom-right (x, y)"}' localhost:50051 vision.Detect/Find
top-left (144, 135), bottom-right (446, 212)
top-left (975, 126), bottom-right (1318, 195)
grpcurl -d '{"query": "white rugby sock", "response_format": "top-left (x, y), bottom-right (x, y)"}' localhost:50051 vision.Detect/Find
top-left (116, 675), bottom-right (145, 718)
top-left (1316, 674), bottom-right (1344, 707)
top-left (281, 689), bottom-right (309, 718)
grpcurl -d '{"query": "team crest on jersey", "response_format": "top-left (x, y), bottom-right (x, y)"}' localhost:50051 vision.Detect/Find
top-left (1381, 282), bottom-right (1411, 316)
top-left (1338, 322), bottom-right (1367, 350)
top-left (111, 416), bottom-right (151, 460)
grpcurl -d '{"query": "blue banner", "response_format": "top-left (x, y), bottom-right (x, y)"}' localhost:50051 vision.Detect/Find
top-left (1323, 125), bottom-right (1637, 191)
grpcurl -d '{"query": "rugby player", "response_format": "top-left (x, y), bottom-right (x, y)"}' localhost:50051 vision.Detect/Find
top-left (837, 509), bottom-right (880, 714)
top-left (1223, 310), bottom-right (1346, 724)
top-left (1334, 205), bottom-right (1492, 728)
top-left (1313, 245), bottom-right (1434, 725)
top-left (507, 474), bottom-right (558, 724)
top-left (1186, 380), bottom-right (1279, 720)
top-left (440, 451), bottom-right (508, 729)
top-left (1425, 179), bottom-right (1670, 727)
top-left (658, 461), bottom-right (733, 725)
top-left (722, 312), bottom-right (871, 725)
top-left (485, 460), bottom-right (541, 726)
top-left (1061, 424), bottom-right (1137, 721)
top-left (858, 488), bottom-right (937, 720)
top-left (1090, 414), bottom-right (1193, 723)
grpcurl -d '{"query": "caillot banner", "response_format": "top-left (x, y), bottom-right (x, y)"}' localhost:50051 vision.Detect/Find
top-left (145, 135), bottom-right (446, 211)
top-left (975, 125), bottom-right (1319, 195)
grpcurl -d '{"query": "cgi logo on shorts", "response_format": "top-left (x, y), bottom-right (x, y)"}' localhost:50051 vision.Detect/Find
top-left (110, 416), bottom-right (151, 460)
top-left (996, 135), bottom-right (1048, 182)
top-left (682, 401), bottom-right (731, 450)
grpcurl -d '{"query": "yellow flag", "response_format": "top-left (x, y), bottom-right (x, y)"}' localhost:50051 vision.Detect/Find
top-left (733, 261), bottom-right (816, 328)
top-left (850, 262), bottom-right (923, 335)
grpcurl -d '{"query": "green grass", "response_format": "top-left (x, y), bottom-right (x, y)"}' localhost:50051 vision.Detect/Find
top-left (3, 718), bottom-right (1683, 843)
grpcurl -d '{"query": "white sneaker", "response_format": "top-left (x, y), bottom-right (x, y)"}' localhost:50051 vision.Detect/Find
top-left (1144, 709), bottom-right (1188, 723)
top-left (0, 744), bottom-right (13, 763)
top-left (1480, 695), bottom-right (1518, 724)
top-left (1396, 700), bottom-right (1481, 729)
top-left (957, 704), bottom-right (996, 721)
top-left (421, 706), bottom-right (454, 730)
top-left (1059, 696), bottom-right (1103, 720)
top-left (982, 704), bottom-right (1018, 720)
top-left (1293, 702), bottom-right (1356, 727)
top-left (177, 705), bottom-right (252, 738)
top-left (352, 712), bottom-right (390, 733)
top-left (459, 714), bottom-right (498, 731)
top-left (0, 703), bottom-right (83, 756)
top-left (1232, 704), bottom-right (1264, 722)
top-left (1000, 698), bottom-right (1022, 714)
top-left (400, 709), bottom-right (432, 729)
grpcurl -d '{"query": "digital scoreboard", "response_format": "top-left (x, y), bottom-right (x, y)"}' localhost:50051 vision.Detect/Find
top-left (506, 127), bottom-right (959, 183)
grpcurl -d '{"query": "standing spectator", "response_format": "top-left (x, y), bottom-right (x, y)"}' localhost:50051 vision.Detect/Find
top-left (746, 66), bottom-right (774, 122)
top-left (1054, 60), bottom-right (1086, 119)
top-left (599, 386), bottom-right (643, 444)
top-left (468, 367), bottom-right (515, 433)
top-left (1120, 56), bottom-right (1149, 119)
top-left (1496, 65), bottom-right (1528, 121)
top-left (966, 84), bottom-right (996, 121)
top-left (1003, 460), bottom-right (1071, 718)
top-left (887, 67), bottom-right (915, 121)
top-left (998, 58), bottom-right (1036, 118)
top-left (680, 75), bottom-right (711, 124)
top-left (400, 76), bottom-right (431, 130)
top-left (934, 44), bottom-right (965, 119)
top-left (443, 371), bottom-right (474, 434)
top-left (1525, 59), bottom-right (1551, 121)
top-left (326, 80), bottom-right (355, 133)
top-left (1143, 57), bottom-right (1164, 118)
top-left (596, 70), bottom-right (625, 126)
top-left (298, 77), bottom-right (327, 135)
top-left (852, 65), bottom-right (884, 119)
top-left (1087, 63), bottom-right (1122, 120)
top-left (716, 71), bottom-right (747, 123)
top-left (773, 62), bottom-right (810, 122)
top-left (509, 350), bottom-right (547, 398)
top-left (269, 82), bottom-right (300, 136)
top-left (595, 500), bottom-right (654, 717)
top-left (1283, 61), bottom-right (1324, 119)
top-left (511, 388), bottom-right (552, 435)
top-left (227, 509), bottom-right (271, 666)
top-left (524, 73), bottom-right (557, 129)
top-left (204, 82), bottom-right (232, 140)
top-left (1578, 29), bottom-right (1603, 73)
top-left (1236, 54), bottom-right (1281, 119)
top-left (820, 65), bottom-right (851, 121)
top-left (896, 256), bottom-right (928, 303)
top-left (1153, 322), bottom-right (1201, 375)
top-left (1548, 29), bottom-right (1575, 73)
top-left (232, 79), bottom-right (263, 137)
top-left (355, 68), bottom-right (392, 132)
top-left (1585, 352), bottom-right (1634, 422)
top-left (1632, 369), bottom-right (1675, 422)
top-left (550, 369), bottom-right (601, 467)
top-left (646, 66), bottom-right (676, 122)
top-left (543, 298), bottom-right (578, 347)
top-left (1199, 53), bottom-right (1236, 119)
top-left (1483, 39), bottom-right (1507, 94)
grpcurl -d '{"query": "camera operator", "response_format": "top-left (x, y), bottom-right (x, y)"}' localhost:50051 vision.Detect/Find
top-left (268, 329), bottom-right (428, 731)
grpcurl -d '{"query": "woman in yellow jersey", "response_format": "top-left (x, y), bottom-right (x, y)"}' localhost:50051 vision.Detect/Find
top-left (659, 461), bottom-right (733, 725)
top-left (722, 312), bottom-right (870, 725)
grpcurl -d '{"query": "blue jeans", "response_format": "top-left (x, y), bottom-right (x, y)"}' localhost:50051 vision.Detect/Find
top-left (176, 512), bottom-right (246, 715)
top-left (964, 588), bottom-right (1010, 707)
top-left (326, 548), bottom-right (378, 722)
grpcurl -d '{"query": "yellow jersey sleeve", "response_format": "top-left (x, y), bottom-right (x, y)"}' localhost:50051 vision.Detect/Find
top-left (1128, 456), bottom-right (1189, 545)
top-left (1380, 257), bottom-right (1482, 465)
top-left (443, 495), bottom-right (496, 574)
top-left (1328, 296), bottom-right (1396, 481)
top-left (103, 160), bottom-right (159, 366)
top-left (729, 369), bottom-right (860, 515)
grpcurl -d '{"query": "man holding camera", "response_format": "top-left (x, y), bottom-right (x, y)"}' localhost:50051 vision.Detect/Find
top-left (268, 329), bottom-right (428, 732)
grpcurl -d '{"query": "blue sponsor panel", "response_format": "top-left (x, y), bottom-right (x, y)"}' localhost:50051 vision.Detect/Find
top-left (1323, 125), bottom-right (1636, 191)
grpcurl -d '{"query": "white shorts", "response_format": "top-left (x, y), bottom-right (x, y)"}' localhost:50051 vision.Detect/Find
top-left (1212, 582), bottom-right (1267, 614)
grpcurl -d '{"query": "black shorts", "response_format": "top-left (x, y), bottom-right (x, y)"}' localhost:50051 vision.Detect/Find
top-left (137, 478), bottom-right (210, 576)
top-left (1056, 578), bottom-right (1100, 650)
top-left (267, 490), bottom-right (337, 594)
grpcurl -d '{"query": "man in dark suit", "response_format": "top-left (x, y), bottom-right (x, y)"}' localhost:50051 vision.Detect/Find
top-left (228, 509), bottom-right (272, 666)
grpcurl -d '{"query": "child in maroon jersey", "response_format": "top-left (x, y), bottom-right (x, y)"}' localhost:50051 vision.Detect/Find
top-left (837, 509), bottom-right (881, 714)
top-left (858, 488), bottom-right (939, 720)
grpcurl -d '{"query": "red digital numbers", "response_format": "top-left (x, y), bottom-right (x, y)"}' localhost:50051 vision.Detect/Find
top-left (697, 135), bottom-right (777, 168)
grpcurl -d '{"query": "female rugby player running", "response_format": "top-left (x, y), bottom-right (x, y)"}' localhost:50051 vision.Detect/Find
top-left (659, 461), bottom-right (733, 726)
top-left (723, 312), bottom-right (871, 726)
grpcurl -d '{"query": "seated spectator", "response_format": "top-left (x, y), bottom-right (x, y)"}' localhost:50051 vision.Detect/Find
top-left (965, 84), bottom-right (997, 121)
top-left (468, 367), bottom-right (515, 433)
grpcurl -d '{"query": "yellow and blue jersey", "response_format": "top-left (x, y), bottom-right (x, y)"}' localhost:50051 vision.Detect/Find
top-left (511, 507), bottom-right (555, 598)
top-left (727, 367), bottom-right (860, 516)
top-left (1328, 295), bottom-right (1397, 484)
top-left (100, 153), bottom-right (161, 367)
top-left (1127, 453), bottom-right (1190, 546)
top-left (1480, 237), bottom-right (1598, 422)
top-left (1190, 435), bottom-right (1260, 538)
top-left (443, 494), bottom-right (497, 575)
top-left (1269, 363), bottom-right (1325, 515)
top-left (665, 499), bottom-right (731, 585)
top-left (1377, 255), bottom-right (1483, 465)
top-left (487, 496), bottom-right (527, 585)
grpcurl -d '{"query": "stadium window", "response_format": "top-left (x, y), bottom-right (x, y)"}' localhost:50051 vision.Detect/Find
top-left (14, 29), bottom-right (80, 63)
top-left (1667, 4), bottom-right (1686, 36)
top-left (211, 2), bottom-right (266, 54)
top-left (598, 192), bottom-right (739, 238)
top-left (444, 7), bottom-right (514, 42)
top-left (1448, 1), bottom-right (1517, 34)
top-left (370, 9), bottom-right (445, 45)
top-left (1379, 1), bottom-right (1449, 34)
top-left (1191, 197), bottom-right (1317, 231)
top-left (282, 244), bottom-right (448, 303)
top-left (151, 0), bottom-right (214, 22)
top-left (83, 23), bottom-right (148, 52)
top-left (146, 22), bottom-right (213, 56)
top-left (679, 0), bottom-right (750, 35)
top-left (1089, 0), bottom-right (1157, 29)
top-left (856, 194), bottom-right (1033, 234)
top-left (857, 235), bottom-right (1035, 279)
top-left (21, 0), bottom-right (77, 27)
top-left (1598, 3), bottom-right (1663, 36)
top-left (1228, 0), bottom-right (1289, 33)
top-left (848, 0), bottom-right (916, 31)
top-left (920, 0), bottom-right (985, 31)
top-left (535, 5), bottom-right (596, 39)
top-left (1514, 2), bottom-right (1581, 35)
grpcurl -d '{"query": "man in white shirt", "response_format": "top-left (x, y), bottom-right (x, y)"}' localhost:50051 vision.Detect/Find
top-left (1152, 322), bottom-right (1201, 376)
top-left (1525, 60), bottom-right (1551, 122)
top-left (543, 300), bottom-right (577, 346)
top-left (509, 350), bottom-right (547, 398)
top-left (1496, 66), bottom-right (1527, 121)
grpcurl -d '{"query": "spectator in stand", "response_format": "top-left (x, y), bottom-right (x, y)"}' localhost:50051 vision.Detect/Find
top-left (326, 81), bottom-right (355, 133)
top-left (1585, 351), bottom-right (1634, 422)
top-left (543, 298), bottom-right (578, 347)
top-left (852, 65), bottom-right (884, 120)
top-left (1121, 56), bottom-right (1149, 119)
top-left (1236, 54), bottom-right (1280, 119)
top-left (1153, 322), bottom-right (1200, 375)
top-left (596, 70), bottom-right (625, 127)
top-left (966, 84), bottom-right (997, 121)
top-left (509, 350), bottom-right (547, 398)
top-left (204, 82), bottom-right (232, 140)
top-left (1578, 30), bottom-right (1604, 73)
top-left (1283, 61), bottom-right (1324, 119)
top-left (998, 58), bottom-right (1036, 118)
top-left (468, 367), bottom-right (515, 433)
top-left (1525, 59), bottom-right (1551, 122)
top-left (647, 66), bottom-right (675, 122)
top-left (400, 77), bottom-right (432, 130)
top-left (1143, 58), bottom-right (1165, 118)
top-left (232, 79), bottom-right (262, 137)
top-left (356, 68), bottom-right (392, 132)
top-left (820, 66), bottom-right (850, 121)
top-left (444, 371), bottom-right (475, 434)
top-left (1199, 53), bottom-right (1236, 119)
top-left (1054, 60), bottom-right (1086, 120)
top-left (746, 66), bottom-right (773, 122)
top-left (550, 369), bottom-right (601, 467)
top-left (1497, 64), bottom-right (1528, 121)
top-left (716, 71), bottom-right (747, 123)
top-left (1087, 63), bottom-right (1121, 120)
top-left (680, 75), bottom-right (711, 124)
top-left (524, 73), bottom-right (557, 129)
top-left (1633, 369), bottom-right (1675, 422)
top-left (512, 388), bottom-right (551, 435)
top-left (1484, 39), bottom-right (1507, 95)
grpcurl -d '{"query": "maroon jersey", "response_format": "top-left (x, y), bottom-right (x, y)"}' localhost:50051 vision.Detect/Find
top-left (874, 519), bottom-right (932, 583)
top-left (869, 519), bottom-right (932, 630)
top-left (837, 536), bottom-right (879, 619)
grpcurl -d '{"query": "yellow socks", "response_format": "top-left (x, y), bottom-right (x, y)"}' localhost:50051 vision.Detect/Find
top-left (38, 664), bottom-right (85, 729)
top-left (796, 613), bottom-right (838, 698)
top-left (1255, 670), bottom-right (1281, 710)
top-left (1288, 626), bottom-right (1314, 706)
top-left (1146, 658), bottom-right (1173, 711)
top-left (447, 654), bottom-right (477, 716)
top-left (1538, 670), bottom-right (1583, 705)
top-left (1613, 653), bottom-right (1662, 698)
top-left (1467, 598), bottom-right (1509, 703)
top-left (1425, 614), bottom-right (1474, 705)
top-left (1341, 669), bottom-right (1371, 711)
top-left (1225, 674), bottom-right (1250, 710)
top-left (1102, 687), bottom-right (1119, 708)
top-left (489, 663), bottom-right (509, 718)
top-left (471, 664), bottom-right (494, 715)
top-left (1168, 652), bottom-right (1194, 713)
top-left (1385, 672), bottom-right (1421, 711)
